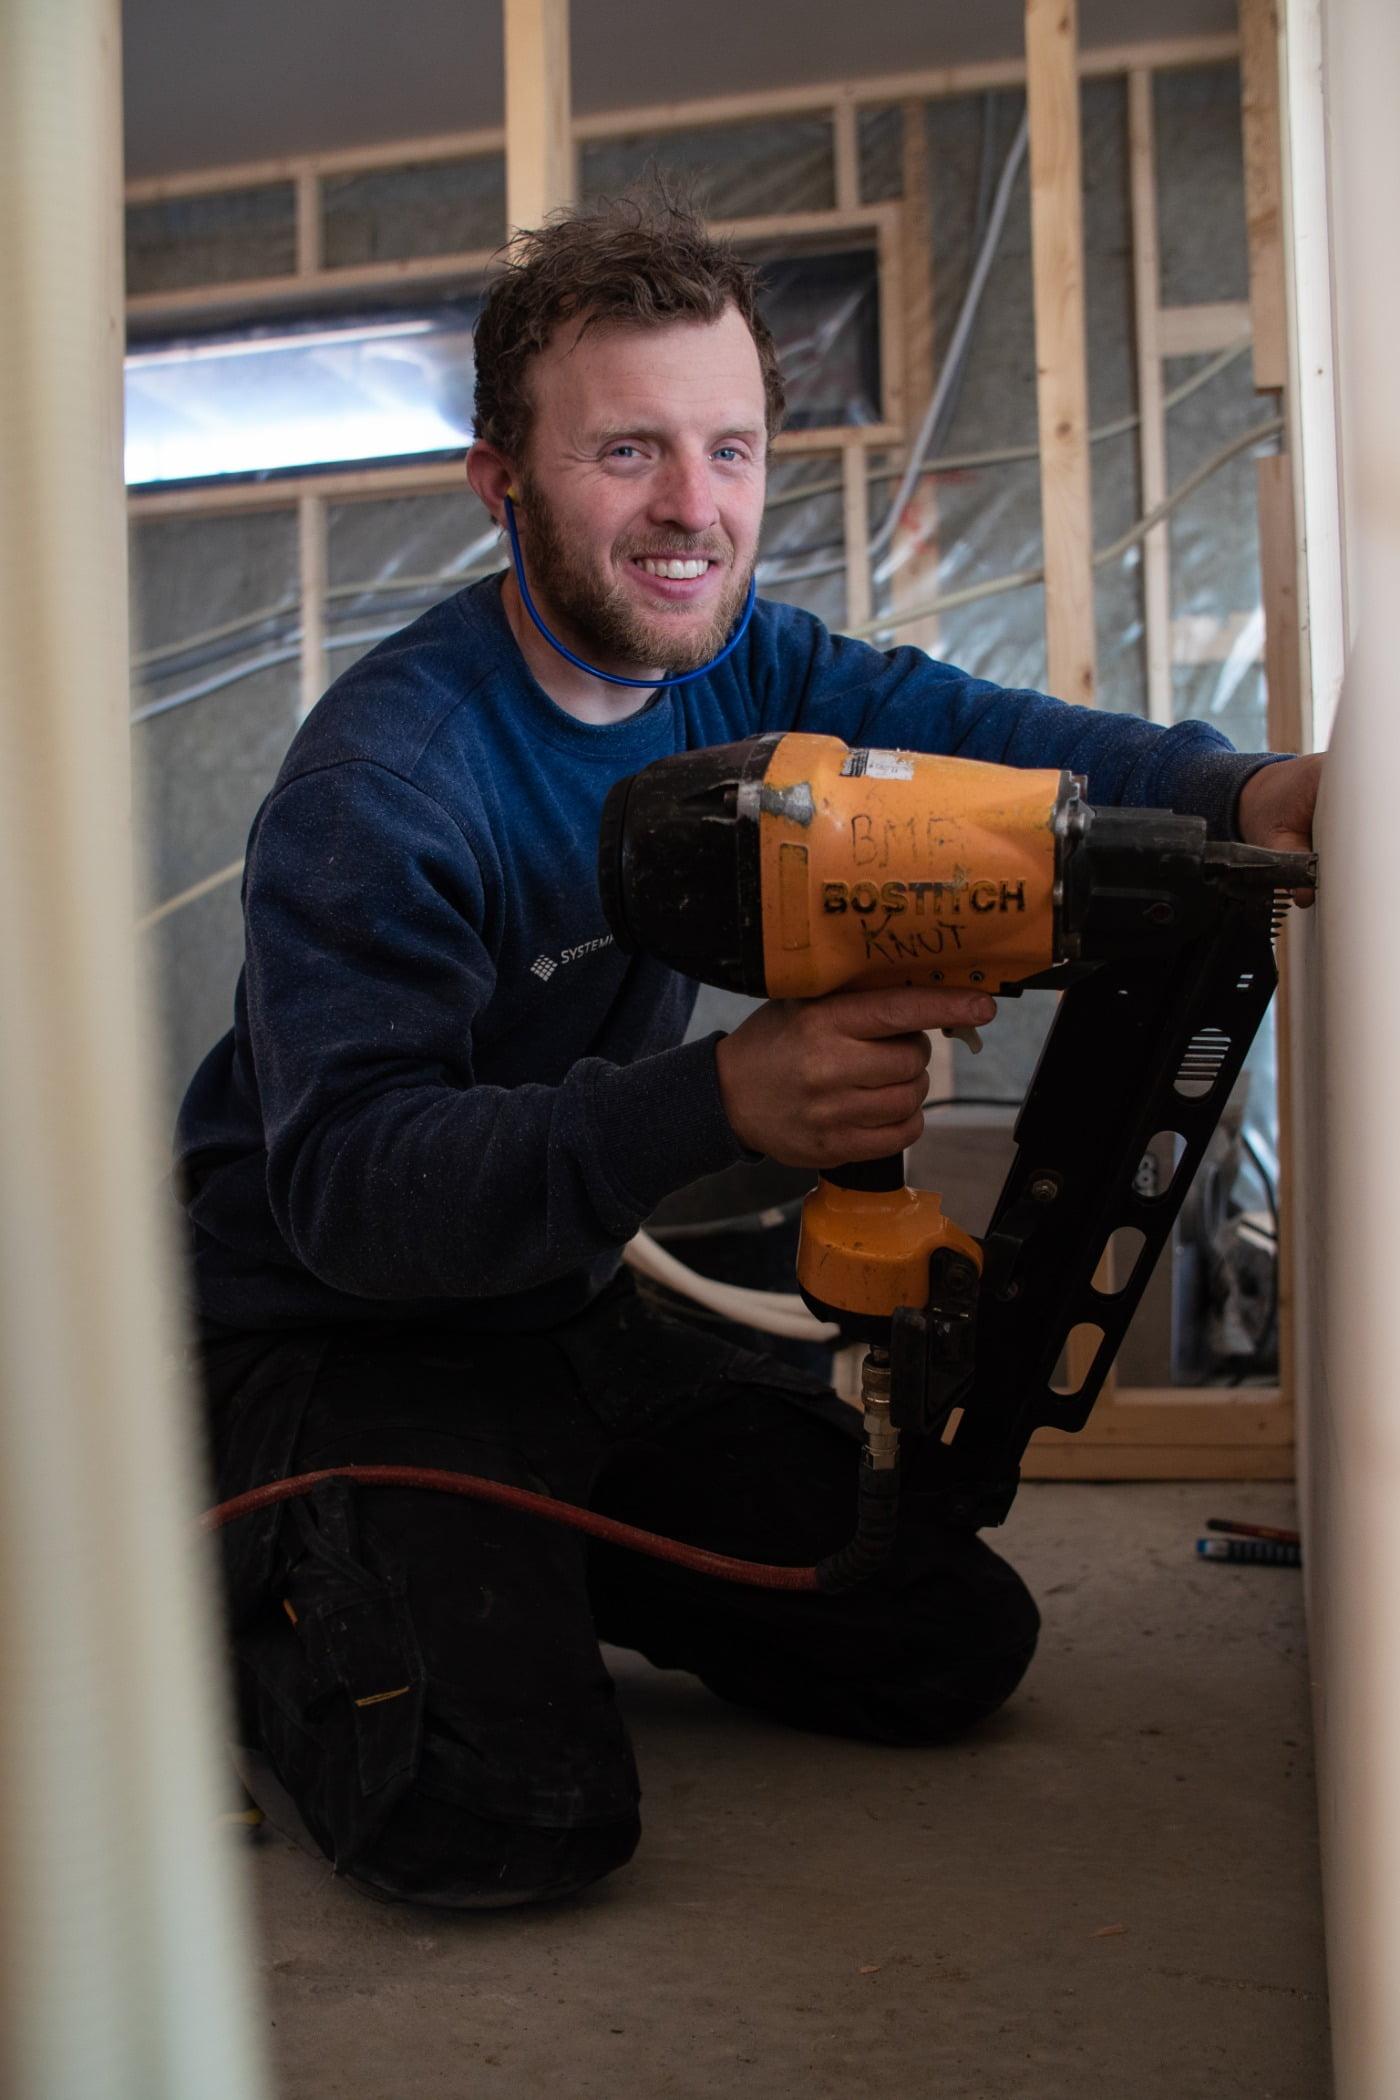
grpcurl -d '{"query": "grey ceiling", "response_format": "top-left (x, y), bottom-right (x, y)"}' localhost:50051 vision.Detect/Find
top-left (122, 0), bottom-right (1235, 180)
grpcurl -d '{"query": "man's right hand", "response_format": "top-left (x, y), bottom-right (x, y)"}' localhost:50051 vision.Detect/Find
top-left (714, 986), bottom-right (998, 1169)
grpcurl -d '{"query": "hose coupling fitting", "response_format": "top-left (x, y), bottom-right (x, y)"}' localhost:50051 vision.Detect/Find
top-left (860, 1349), bottom-right (900, 1472)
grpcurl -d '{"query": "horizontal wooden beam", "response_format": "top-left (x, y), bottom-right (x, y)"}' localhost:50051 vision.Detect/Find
top-left (706, 202), bottom-right (898, 248)
top-left (1083, 1387), bottom-right (1285, 1424)
top-left (127, 462), bottom-right (473, 519)
top-left (125, 204), bottom-right (900, 328)
top-left (126, 249), bottom-right (501, 324)
top-left (777, 421), bottom-right (903, 455)
top-left (1156, 300), bottom-right (1253, 357)
top-left (1022, 1440), bottom-right (1293, 1481)
top-left (1022, 1385), bottom-right (1292, 1480)
top-left (125, 419), bottom-right (878, 520)
top-left (574, 34), bottom-right (1243, 142)
top-left (125, 136), bottom-right (507, 205)
top-left (123, 32), bottom-right (1242, 206)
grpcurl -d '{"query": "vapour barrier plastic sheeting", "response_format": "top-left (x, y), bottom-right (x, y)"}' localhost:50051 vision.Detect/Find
top-left (130, 509), bottom-right (300, 1141)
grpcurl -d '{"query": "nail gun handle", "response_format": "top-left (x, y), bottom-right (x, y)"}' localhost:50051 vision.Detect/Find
top-left (823, 1154), bottom-right (906, 1194)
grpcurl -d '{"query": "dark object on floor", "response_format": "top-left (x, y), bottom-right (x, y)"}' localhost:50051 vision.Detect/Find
top-left (1197, 1536), bottom-right (1302, 1567)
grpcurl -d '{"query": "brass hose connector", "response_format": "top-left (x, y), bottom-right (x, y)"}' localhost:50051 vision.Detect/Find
top-left (859, 1348), bottom-right (900, 1472)
top-left (814, 1344), bottom-right (903, 1594)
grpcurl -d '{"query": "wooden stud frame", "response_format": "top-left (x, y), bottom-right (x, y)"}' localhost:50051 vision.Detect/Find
top-left (127, 27), bottom-right (1305, 1476)
top-left (1025, 0), bottom-right (1097, 709)
top-left (504, 0), bottom-right (575, 236)
top-left (1129, 69), bottom-right (1172, 728)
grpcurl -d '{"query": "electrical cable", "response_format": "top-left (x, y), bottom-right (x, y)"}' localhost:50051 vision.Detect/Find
top-left (130, 644), bottom-right (304, 723)
top-left (755, 383), bottom-right (1274, 604)
top-left (923, 92), bottom-right (1001, 457)
top-left (129, 334), bottom-right (1253, 708)
top-left (132, 597), bottom-right (300, 672)
top-left (853, 415), bottom-right (1284, 641)
top-left (130, 623), bottom-right (440, 722)
top-left (136, 858), bottom-right (245, 932)
top-left (1236, 1124), bottom-right (1281, 1368)
top-left (1238, 1126), bottom-right (1278, 1237)
top-left (129, 413), bottom-right (1276, 737)
top-left (128, 314), bottom-right (1249, 697)
top-left (868, 112), bottom-right (1029, 564)
top-left (130, 537), bottom-right (838, 708)
top-left (759, 340), bottom-right (1251, 520)
top-left (133, 580), bottom-right (496, 697)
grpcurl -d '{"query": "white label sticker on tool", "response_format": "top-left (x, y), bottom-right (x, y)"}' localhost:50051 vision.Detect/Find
top-left (840, 749), bottom-right (914, 780)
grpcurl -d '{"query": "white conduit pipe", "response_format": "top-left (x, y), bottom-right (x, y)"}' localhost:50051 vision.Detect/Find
top-left (0, 5), bottom-right (267, 2096)
top-left (624, 1231), bottom-right (840, 1343)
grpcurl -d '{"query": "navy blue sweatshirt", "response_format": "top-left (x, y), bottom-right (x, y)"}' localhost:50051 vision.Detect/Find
top-left (175, 574), bottom-right (1275, 1337)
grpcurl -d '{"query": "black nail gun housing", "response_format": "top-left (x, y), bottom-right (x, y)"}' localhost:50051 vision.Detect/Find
top-left (598, 736), bottom-right (779, 995)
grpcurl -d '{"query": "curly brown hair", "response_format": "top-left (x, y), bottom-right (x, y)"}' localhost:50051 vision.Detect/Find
top-left (472, 187), bottom-right (787, 464)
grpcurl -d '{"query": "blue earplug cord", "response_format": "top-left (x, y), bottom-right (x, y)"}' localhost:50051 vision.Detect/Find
top-left (502, 494), bottom-right (756, 691)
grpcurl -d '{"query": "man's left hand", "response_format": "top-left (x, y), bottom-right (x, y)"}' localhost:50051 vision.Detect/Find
top-left (1237, 753), bottom-right (1323, 906)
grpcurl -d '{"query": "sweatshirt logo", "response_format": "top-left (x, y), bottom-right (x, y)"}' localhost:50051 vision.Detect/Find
top-left (529, 933), bottom-right (614, 983)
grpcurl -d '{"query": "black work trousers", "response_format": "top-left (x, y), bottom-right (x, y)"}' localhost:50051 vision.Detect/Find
top-left (201, 1272), bottom-right (1039, 1910)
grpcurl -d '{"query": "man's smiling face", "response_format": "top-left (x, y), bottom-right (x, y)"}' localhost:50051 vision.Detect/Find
top-left (508, 304), bottom-right (769, 676)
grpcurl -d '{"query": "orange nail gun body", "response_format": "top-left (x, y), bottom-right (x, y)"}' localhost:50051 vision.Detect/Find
top-left (601, 733), bottom-right (1315, 1539)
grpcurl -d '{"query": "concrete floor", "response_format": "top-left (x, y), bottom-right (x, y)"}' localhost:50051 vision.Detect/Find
top-left (234, 1481), bottom-right (1329, 2099)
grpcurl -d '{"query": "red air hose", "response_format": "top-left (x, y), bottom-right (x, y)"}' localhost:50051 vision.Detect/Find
top-left (201, 1463), bottom-right (822, 1592)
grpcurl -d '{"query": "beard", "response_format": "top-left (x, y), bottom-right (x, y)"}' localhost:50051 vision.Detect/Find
top-left (512, 471), bottom-right (754, 675)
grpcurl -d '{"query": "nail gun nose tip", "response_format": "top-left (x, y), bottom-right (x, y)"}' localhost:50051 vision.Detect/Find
top-left (1275, 856), bottom-right (1318, 898)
